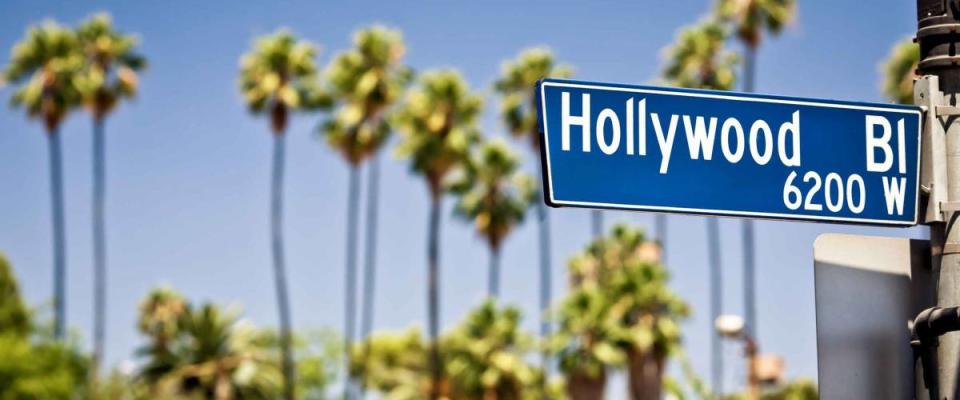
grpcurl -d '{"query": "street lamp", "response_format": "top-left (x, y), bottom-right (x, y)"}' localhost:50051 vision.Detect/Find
top-left (714, 314), bottom-right (784, 400)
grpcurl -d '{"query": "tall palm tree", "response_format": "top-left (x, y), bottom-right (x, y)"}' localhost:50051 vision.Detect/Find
top-left (881, 38), bottom-right (919, 105)
top-left (322, 26), bottom-right (410, 398)
top-left (662, 19), bottom-right (738, 92)
top-left (136, 288), bottom-right (283, 399)
top-left (239, 29), bottom-right (328, 400)
top-left (494, 48), bottom-right (572, 359)
top-left (2, 21), bottom-right (84, 340)
top-left (442, 300), bottom-right (545, 399)
top-left (557, 225), bottom-right (688, 400)
top-left (394, 70), bottom-right (482, 399)
top-left (451, 139), bottom-right (534, 298)
top-left (74, 12), bottom-right (146, 376)
top-left (662, 17), bottom-right (738, 398)
top-left (716, 0), bottom-right (795, 344)
top-left (350, 327), bottom-right (429, 398)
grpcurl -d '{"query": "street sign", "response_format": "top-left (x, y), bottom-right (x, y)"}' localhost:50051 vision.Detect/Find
top-left (814, 233), bottom-right (932, 399)
top-left (537, 79), bottom-right (923, 225)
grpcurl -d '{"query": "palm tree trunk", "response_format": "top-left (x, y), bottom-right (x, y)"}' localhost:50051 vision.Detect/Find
top-left (534, 162), bottom-right (552, 370)
top-left (655, 214), bottom-right (667, 264)
top-left (343, 163), bottom-right (361, 400)
top-left (488, 245), bottom-right (501, 298)
top-left (359, 153), bottom-right (382, 398)
top-left (707, 217), bottom-right (723, 398)
top-left (567, 369), bottom-right (605, 400)
top-left (360, 153), bottom-right (381, 338)
top-left (627, 349), bottom-right (665, 400)
top-left (427, 189), bottom-right (443, 400)
top-left (92, 117), bottom-right (107, 378)
top-left (590, 210), bottom-right (603, 239)
top-left (744, 44), bottom-right (756, 93)
top-left (270, 134), bottom-right (295, 400)
top-left (742, 43), bottom-right (758, 342)
top-left (47, 127), bottom-right (67, 340)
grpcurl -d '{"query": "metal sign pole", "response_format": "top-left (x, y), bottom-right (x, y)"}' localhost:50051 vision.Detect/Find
top-left (917, 1), bottom-right (960, 398)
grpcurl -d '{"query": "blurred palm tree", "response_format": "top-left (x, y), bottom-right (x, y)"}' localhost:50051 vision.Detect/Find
top-left (450, 140), bottom-right (534, 298)
top-left (663, 19), bottom-right (738, 92)
top-left (442, 301), bottom-right (545, 400)
top-left (239, 29), bottom-right (329, 400)
top-left (74, 12), bottom-right (146, 377)
top-left (351, 304), bottom-right (550, 400)
top-left (662, 17), bottom-right (737, 398)
top-left (0, 252), bottom-right (92, 399)
top-left (881, 38), bottom-right (919, 105)
top-left (136, 287), bottom-right (188, 387)
top-left (136, 288), bottom-right (283, 399)
top-left (716, 0), bottom-right (795, 350)
top-left (394, 70), bottom-right (482, 399)
top-left (716, 0), bottom-right (795, 77)
top-left (2, 20), bottom-right (84, 340)
top-left (322, 26), bottom-right (411, 398)
top-left (553, 225), bottom-right (689, 400)
top-left (494, 47), bottom-right (572, 359)
top-left (0, 252), bottom-right (31, 337)
top-left (350, 328), bottom-right (430, 399)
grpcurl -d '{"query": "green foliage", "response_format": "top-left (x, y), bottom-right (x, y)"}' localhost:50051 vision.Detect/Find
top-left (135, 288), bottom-right (285, 399)
top-left (2, 20), bottom-right (84, 130)
top-left (451, 139), bottom-right (534, 250)
top-left (724, 378), bottom-right (818, 400)
top-left (662, 18), bottom-right (738, 91)
top-left (0, 253), bottom-right (91, 399)
top-left (442, 301), bottom-right (544, 400)
top-left (350, 328), bottom-right (429, 399)
top-left (0, 334), bottom-right (91, 400)
top-left (238, 29), bottom-right (329, 133)
top-left (264, 329), bottom-right (341, 400)
top-left (0, 253), bottom-right (30, 337)
top-left (393, 70), bottom-right (482, 195)
top-left (716, 0), bottom-right (795, 47)
top-left (494, 48), bottom-right (572, 149)
top-left (74, 12), bottom-right (146, 118)
top-left (322, 25), bottom-right (412, 165)
top-left (353, 302), bottom-right (547, 400)
top-left (882, 38), bottom-right (919, 105)
top-left (551, 225), bottom-right (689, 378)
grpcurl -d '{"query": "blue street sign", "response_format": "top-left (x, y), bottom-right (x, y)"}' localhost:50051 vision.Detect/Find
top-left (537, 79), bottom-right (922, 225)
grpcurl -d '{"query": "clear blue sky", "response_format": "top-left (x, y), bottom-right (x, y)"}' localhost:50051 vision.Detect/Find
top-left (0, 0), bottom-right (926, 396)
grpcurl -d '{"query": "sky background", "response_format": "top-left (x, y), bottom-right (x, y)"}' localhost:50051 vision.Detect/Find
top-left (0, 0), bottom-right (925, 397)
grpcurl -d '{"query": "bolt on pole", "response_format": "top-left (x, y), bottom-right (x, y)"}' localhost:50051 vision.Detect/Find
top-left (917, 1), bottom-right (960, 398)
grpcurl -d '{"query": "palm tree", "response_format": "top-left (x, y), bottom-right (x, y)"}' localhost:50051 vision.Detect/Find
top-left (716, 0), bottom-right (795, 346)
top-left (137, 287), bottom-right (189, 387)
top-left (494, 48), bottom-right (572, 359)
top-left (394, 70), bottom-right (482, 399)
top-left (2, 20), bottom-right (84, 340)
top-left (442, 301), bottom-right (545, 399)
top-left (0, 252), bottom-right (31, 338)
top-left (662, 19), bottom-right (738, 92)
top-left (322, 26), bottom-right (411, 397)
top-left (662, 17), bottom-right (737, 398)
top-left (553, 225), bottom-right (689, 400)
top-left (136, 288), bottom-right (283, 399)
top-left (881, 38), bottom-right (919, 105)
top-left (73, 12), bottom-right (146, 376)
top-left (451, 140), bottom-right (534, 298)
top-left (239, 29), bottom-right (328, 400)
top-left (350, 327), bottom-right (429, 398)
